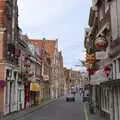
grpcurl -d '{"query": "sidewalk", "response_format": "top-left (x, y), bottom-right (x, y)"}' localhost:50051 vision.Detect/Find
top-left (84, 102), bottom-right (105, 120)
top-left (4, 99), bottom-right (57, 120)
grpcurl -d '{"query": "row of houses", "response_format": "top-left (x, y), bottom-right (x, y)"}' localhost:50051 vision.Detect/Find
top-left (64, 68), bottom-right (87, 94)
top-left (84, 0), bottom-right (120, 120)
top-left (0, 0), bottom-right (66, 118)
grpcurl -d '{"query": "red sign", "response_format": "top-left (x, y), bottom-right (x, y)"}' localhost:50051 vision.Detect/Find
top-left (104, 66), bottom-right (111, 77)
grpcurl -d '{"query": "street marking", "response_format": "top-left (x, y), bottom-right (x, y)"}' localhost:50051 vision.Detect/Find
top-left (84, 103), bottom-right (88, 120)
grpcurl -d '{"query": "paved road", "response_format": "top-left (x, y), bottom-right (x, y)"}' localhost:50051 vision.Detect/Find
top-left (17, 95), bottom-right (85, 120)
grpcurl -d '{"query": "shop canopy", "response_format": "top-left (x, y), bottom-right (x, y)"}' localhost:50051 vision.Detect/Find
top-left (30, 82), bottom-right (40, 92)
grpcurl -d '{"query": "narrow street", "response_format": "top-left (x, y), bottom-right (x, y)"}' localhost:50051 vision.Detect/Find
top-left (17, 95), bottom-right (85, 120)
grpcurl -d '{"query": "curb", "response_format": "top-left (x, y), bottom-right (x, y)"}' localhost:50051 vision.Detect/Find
top-left (83, 103), bottom-right (89, 120)
top-left (4, 99), bottom-right (57, 120)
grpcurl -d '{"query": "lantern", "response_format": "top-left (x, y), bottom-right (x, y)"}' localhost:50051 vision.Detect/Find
top-left (95, 36), bottom-right (108, 49)
top-left (104, 65), bottom-right (111, 77)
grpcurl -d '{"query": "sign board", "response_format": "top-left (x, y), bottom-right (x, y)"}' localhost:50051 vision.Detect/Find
top-left (96, 51), bottom-right (106, 60)
top-left (90, 69), bottom-right (106, 85)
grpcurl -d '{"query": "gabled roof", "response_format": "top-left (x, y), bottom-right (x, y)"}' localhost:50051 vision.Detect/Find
top-left (29, 39), bottom-right (57, 56)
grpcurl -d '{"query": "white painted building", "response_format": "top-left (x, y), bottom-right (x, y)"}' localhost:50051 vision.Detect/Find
top-left (4, 67), bottom-right (21, 114)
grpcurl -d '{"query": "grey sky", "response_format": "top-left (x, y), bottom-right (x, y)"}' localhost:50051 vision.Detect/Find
top-left (18, 0), bottom-right (91, 70)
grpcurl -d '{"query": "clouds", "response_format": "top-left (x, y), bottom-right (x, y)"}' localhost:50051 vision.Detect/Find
top-left (18, 0), bottom-right (80, 27)
top-left (18, 0), bottom-right (91, 69)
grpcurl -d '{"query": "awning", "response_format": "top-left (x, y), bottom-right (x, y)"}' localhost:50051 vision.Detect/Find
top-left (30, 82), bottom-right (40, 92)
top-left (101, 79), bottom-right (120, 86)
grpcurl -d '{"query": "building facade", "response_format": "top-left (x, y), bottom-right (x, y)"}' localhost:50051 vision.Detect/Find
top-left (0, 0), bottom-right (22, 117)
top-left (85, 0), bottom-right (120, 120)
top-left (64, 68), bottom-right (70, 94)
top-left (69, 69), bottom-right (81, 92)
top-left (57, 51), bottom-right (65, 97)
top-left (29, 39), bottom-right (58, 99)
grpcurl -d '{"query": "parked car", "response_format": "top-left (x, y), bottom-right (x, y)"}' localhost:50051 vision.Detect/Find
top-left (66, 94), bottom-right (75, 102)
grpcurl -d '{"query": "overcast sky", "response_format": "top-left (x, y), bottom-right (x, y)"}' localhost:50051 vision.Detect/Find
top-left (18, 0), bottom-right (91, 70)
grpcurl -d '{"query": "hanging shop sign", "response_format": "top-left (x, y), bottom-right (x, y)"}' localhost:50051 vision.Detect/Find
top-left (86, 53), bottom-right (96, 64)
top-left (95, 36), bottom-right (108, 50)
top-left (95, 51), bottom-right (106, 60)
top-left (87, 68), bottom-right (95, 75)
top-left (90, 69), bottom-right (106, 85)
top-left (104, 65), bottom-right (111, 77)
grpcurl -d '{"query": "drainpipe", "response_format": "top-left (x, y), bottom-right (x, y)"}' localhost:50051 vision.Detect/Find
top-left (9, 81), bottom-right (12, 113)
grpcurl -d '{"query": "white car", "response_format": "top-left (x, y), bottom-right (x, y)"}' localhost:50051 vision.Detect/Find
top-left (66, 94), bottom-right (75, 102)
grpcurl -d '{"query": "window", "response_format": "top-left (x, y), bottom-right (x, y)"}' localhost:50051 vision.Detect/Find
top-left (13, 82), bottom-right (16, 103)
top-left (118, 58), bottom-right (120, 73)
top-left (14, 71), bottom-right (17, 80)
top-left (99, 6), bottom-right (103, 20)
top-left (114, 60), bottom-right (117, 79)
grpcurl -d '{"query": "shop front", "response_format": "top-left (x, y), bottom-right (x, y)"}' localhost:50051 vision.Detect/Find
top-left (89, 69), bottom-right (107, 113)
top-left (30, 82), bottom-right (40, 106)
top-left (24, 82), bottom-right (30, 109)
